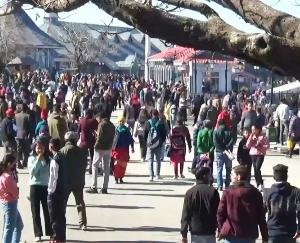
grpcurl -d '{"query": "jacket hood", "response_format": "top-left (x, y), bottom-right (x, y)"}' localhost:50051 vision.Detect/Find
top-left (270, 182), bottom-right (292, 196)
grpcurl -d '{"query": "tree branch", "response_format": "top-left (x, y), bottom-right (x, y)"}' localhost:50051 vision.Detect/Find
top-left (159, 0), bottom-right (219, 18)
top-left (208, 0), bottom-right (300, 41)
top-left (93, 0), bottom-right (300, 79)
top-left (20, 0), bottom-right (88, 12)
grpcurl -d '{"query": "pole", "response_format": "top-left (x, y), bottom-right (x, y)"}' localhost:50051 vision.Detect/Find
top-left (194, 51), bottom-right (197, 94)
top-left (144, 34), bottom-right (151, 81)
top-left (225, 59), bottom-right (228, 94)
top-left (270, 70), bottom-right (274, 104)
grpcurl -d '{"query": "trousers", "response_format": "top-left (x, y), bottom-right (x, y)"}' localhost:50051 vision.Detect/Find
top-left (191, 234), bottom-right (216, 243)
top-left (1, 200), bottom-right (23, 243)
top-left (92, 149), bottom-right (111, 189)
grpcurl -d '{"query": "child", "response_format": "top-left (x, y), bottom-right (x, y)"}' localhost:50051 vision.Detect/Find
top-left (237, 129), bottom-right (252, 182)
top-left (0, 153), bottom-right (23, 243)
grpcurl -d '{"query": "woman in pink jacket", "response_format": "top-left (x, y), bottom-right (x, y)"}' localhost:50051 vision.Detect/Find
top-left (0, 153), bottom-right (23, 243)
top-left (246, 124), bottom-right (270, 191)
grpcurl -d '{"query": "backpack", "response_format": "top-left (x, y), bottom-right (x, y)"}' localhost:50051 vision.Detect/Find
top-left (206, 106), bottom-right (217, 124)
top-left (147, 119), bottom-right (160, 150)
top-left (170, 129), bottom-right (185, 150)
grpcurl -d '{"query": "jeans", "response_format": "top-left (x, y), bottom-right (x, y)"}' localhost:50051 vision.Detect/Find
top-left (250, 155), bottom-right (264, 186)
top-left (1, 200), bottom-right (23, 243)
top-left (191, 234), bottom-right (216, 243)
top-left (216, 151), bottom-right (232, 189)
top-left (92, 149), bottom-right (111, 189)
top-left (138, 135), bottom-right (147, 160)
top-left (279, 119), bottom-right (289, 145)
top-left (147, 146), bottom-right (162, 177)
top-left (224, 238), bottom-right (255, 243)
top-left (65, 187), bottom-right (87, 227)
top-left (30, 185), bottom-right (52, 237)
top-left (47, 192), bottom-right (66, 241)
top-left (268, 236), bottom-right (296, 243)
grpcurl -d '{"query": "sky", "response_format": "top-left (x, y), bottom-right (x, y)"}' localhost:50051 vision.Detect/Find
top-left (22, 0), bottom-right (300, 33)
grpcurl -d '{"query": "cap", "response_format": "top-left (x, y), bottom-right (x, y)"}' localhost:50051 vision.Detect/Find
top-left (64, 131), bottom-right (78, 141)
top-left (6, 108), bottom-right (15, 118)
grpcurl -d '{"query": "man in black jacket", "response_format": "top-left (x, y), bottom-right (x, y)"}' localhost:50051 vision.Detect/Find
top-left (265, 164), bottom-right (300, 243)
top-left (0, 108), bottom-right (16, 155)
top-left (181, 167), bottom-right (220, 243)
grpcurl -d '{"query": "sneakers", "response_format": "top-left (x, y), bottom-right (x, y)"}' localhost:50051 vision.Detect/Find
top-left (173, 176), bottom-right (178, 180)
top-left (100, 188), bottom-right (108, 194)
top-left (85, 187), bottom-right (98, 194)
top-left (180, 174), bottom-right (185, 179)
top-left (155, 175), bottom-right (162, 180)
top-left (34, 237), bottom-right (42, 242)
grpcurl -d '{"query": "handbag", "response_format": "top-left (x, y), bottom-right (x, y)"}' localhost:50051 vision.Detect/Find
top-left (166, 144), bottom-right (172, 158)
top-left (287, 138), bottom-right (295, 150)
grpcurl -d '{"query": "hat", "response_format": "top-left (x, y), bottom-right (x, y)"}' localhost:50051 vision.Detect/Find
top-left (41, 109), bottom-right (48, 120)
top-left (117, 114), bottom-right (125, 123)
top-left (6, 108), bottom-right (15, 118)
top-left (64, 131), bottom-right (78, 142)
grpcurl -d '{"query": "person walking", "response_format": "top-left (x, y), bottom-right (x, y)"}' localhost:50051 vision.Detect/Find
top-left (181, 167), bottom-right (220, 243)
top-left (134, 107), bottom-right (149, 162)
top-left (60, 132), bottom-right (87, 230)
top-left (47, 105), bottom-right (68, 145)
top-left (78, 109), bottom-right (98, 174)
top-left (144, 109), bottom-right (167, 181)
top-left (246, 124), bottom-right (270, 191)
top-left (217, 165), bottom-right (268, 243)
top-left (274, 98), bottom-right (290, 145)
top-left (287, 108), bottom-right (300, 158)
top-left (28, 137), bottom-right (52, 242)
top-left (1, 108), bottom-right (17, 156)
top-left (48, 138), bottom-right (66, 243)
top-left (112, 115), bottom-right (134, 184)
top-left (240, 101), bottom-right (257, 132)
top-left (15, 103), bottom-right (31, 168)
top-left (35, 109), bottom-right (49, 137)
top-left (170, 117), bottom-right (191, 179)
top-left (213, 119), bottom-right (235, 191)
top-left (265, 164), bottom-right (300, 243)
top-left (86, 112), bottom-right (115, 194)
top-left (237, 128), bottom-right (252, 182)
top-left (0, 153), bottom-right (23, 243)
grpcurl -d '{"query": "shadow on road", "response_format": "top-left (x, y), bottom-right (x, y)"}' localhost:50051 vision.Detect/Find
top-left (108, 192), bottom-right (184, 198)
top-left (123, 181), bottom-right (193, 186)
top-left (111, 187), bottom-right (174, 192)
top-left (67, 224), bottom-right (180, 233)
top-left (67, 204), bottom-right (154, 209)
top-left (69, 241), bottom-right (173, 243)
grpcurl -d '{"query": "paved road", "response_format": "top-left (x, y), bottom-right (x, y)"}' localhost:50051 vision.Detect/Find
top-left (1, 108), bottom-right (300, 243)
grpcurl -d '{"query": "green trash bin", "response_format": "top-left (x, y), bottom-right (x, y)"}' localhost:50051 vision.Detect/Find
top-left (266, 127), bottom-right (277, 143)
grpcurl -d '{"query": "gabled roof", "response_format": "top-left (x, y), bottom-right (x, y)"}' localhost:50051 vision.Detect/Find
top-left (0, 8), bottom-right (62, 48)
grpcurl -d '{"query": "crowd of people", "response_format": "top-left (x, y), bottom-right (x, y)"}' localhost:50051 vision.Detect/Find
top-left (0, 70), bottom-right (298, 243)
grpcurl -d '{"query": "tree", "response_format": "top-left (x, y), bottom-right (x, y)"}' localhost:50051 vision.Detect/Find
top-left (59, 23), bottom-right (115, 71)
top-left (0, 25), bottom-right (16, 71)
top-left (5, 0), bottom-right (300, 79)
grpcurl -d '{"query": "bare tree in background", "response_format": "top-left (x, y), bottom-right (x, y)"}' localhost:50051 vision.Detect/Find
top-left (60, 23), bottom-right (115, 71)
top-left (4, 0), bottom-right (300, 78)
top-left (0, 26), bottom-right (16, 70)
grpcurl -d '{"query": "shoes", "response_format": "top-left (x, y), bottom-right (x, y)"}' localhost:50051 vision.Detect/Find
top-left (180, 174), bottom-right (185, 178)
top-left (258, 184), bottom-right (264, 192)
top-left (34, 237), bottom-right (42, 242)
top-left (101, 188), bottom-right (108, 194)
top-left (17, 162), bottom-right (24, 169)
top-left (149, 176), bottom-right (154, 182)
top-left (173, 176), bottom-right (178, 180)
top-left (115, 178), bottom-right (119, 184)
top-left (119, 178), bottom-right (124, 184)
top-left (85, 187), bottom-right (98, 194)
top-left (155, 175), bottom-right (162, 180)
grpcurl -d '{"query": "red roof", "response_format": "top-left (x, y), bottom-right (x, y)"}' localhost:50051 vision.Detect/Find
top-left (149, 46), bottom-right (234, 63)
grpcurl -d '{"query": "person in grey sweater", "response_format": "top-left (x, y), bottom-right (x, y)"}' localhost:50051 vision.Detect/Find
top-left (241, 101), bottom-right (257, 131)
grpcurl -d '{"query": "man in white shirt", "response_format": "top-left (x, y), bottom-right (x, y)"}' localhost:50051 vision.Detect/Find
top-left (275, 98), bottom-right (290, 145)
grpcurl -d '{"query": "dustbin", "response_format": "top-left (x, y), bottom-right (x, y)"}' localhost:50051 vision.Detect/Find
top-left (266, 127), bottom-right (277, 143)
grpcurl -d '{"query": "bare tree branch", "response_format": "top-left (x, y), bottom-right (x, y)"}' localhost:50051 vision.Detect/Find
top-left (21, 0), bottom-right (88, 12)
top-left (208, 0), bottom-right (300, 40)
top-left (159, 0), bottom-right (219, 18)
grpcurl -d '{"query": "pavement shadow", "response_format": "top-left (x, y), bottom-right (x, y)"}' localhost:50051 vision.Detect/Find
top-left (123, 181), bottom-right (193, 186)
top-left (67, 224), bottom-right (180, 233)
top-left (109, 192), bottom-right (184, 198)
top-left (111, 188), bottom-right (174, 192)
top-left (69, 241), bottom-right (172, 243)
top-left (67, 204), bottom-right (154, 209)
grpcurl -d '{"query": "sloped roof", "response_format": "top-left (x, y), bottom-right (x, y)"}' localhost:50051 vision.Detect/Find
top-left (40, 17), bottom-right (166, 70)
top-left (7, 56), bottom-right (36, 66)
top-left (0, 8), bottom-right (62, 48)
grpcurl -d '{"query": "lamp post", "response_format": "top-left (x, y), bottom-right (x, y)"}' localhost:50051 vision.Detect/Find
top-left (270, 70), bottom-right (274, 104)
top-left (194, 50), bottom-right (197, 94)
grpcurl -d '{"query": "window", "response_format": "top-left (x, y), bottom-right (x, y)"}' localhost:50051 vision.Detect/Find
top-left (202, 72), bottom-right (219, 92)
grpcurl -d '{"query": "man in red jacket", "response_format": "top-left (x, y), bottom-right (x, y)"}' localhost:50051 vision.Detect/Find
top-left (217, 165), bottom-right (268, 243)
